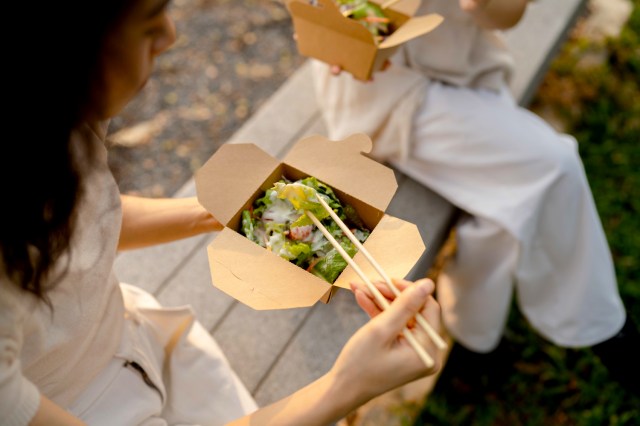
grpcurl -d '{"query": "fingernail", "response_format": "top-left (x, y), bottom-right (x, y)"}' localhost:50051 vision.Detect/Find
top-left (415, 282), bottom-right (430, 297)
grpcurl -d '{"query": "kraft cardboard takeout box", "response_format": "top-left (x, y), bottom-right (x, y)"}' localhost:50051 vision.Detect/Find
top-left (195, 133), bottom-right (425, 310)
top-left (286, 0), bottom-right (444, 81)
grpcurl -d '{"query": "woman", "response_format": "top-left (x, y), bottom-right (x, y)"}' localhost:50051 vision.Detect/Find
top-left (0, 0), bottom-right (442, 424)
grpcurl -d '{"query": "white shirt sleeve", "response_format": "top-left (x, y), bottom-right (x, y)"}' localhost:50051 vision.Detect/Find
top-left (0, 281), bottom-right (41, 426)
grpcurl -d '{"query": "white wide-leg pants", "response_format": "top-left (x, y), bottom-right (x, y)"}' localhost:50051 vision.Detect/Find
top-left (68, 284), bottom-right (258, 425)
top-left (391, 81), bottom-right (626, 352)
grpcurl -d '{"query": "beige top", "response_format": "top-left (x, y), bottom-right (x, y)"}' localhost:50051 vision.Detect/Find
top-left (311, 0), bottom-right (515, 161)
top-left (0, 122), bottom-right (124, 425)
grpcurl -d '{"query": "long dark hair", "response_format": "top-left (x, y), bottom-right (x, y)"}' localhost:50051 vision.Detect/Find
top-left (1, 1), bottom-right (133, 299)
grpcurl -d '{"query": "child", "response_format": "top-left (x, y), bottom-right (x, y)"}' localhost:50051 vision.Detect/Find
top-left (0, 0), bottom-right (443, 424)
top-left (310, 0), bottom-right (639, 394)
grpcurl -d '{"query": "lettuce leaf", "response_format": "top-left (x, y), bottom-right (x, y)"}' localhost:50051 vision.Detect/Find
top-left (240, 176), bottom-right (370, 284)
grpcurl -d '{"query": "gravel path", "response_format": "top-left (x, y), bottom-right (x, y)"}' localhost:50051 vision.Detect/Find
top-left (107, 0), bottom-right (303, 197)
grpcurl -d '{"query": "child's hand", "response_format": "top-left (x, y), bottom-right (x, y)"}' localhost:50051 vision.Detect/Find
top-left (328, 60), bottom-right (392, 81)
top-left (459, 0), bottom-right (492, 13)
top-left (329, 64), bottom-right (343, 76)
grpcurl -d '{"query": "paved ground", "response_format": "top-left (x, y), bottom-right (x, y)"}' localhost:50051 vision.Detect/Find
top-left (107, 0), bottom-right (303, 197)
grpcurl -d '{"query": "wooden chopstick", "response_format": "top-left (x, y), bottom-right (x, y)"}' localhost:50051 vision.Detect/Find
top-left (306, 210), bottom-right (435, 368)
top-left (314, 196), bottom-right (448, 351)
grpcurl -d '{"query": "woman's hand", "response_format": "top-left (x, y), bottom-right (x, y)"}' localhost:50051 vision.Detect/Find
top-left (228, 279), bottom-right (441, 426)
top-left (331, 279), bottom-right (441, 407)
top-left (352, 277), bottom-right (433, 319)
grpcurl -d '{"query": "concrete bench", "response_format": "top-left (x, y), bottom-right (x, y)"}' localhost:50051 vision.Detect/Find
top-left (114, 0), bottom-right (588, 412)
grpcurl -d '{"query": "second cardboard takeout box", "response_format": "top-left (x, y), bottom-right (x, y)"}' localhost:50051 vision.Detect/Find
top-left (195, 133), bottom-right (425, 310)
top-left (286, 0), bottom-right (444, 81)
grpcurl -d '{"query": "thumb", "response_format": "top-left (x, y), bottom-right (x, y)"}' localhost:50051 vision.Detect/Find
top-left (374, 281), bottom-right (433, 336)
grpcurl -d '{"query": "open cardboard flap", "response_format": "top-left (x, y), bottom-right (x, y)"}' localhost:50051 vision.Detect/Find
top-left (379, 14), bottom-right (444, 49)
top-left (197, 144), bottom-right (280, 226)
top-left (283, 133), bottom-right (397, 212)
top-left (333, 214), bottom-right (425, 290)
top-left (207, 229), bottom-right (331, 310)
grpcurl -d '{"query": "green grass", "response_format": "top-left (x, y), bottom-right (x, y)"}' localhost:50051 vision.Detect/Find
top-left (415, 3), bottom-right (640, 425)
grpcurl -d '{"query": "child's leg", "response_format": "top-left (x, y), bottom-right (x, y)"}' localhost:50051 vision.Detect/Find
top-left (436, 214), bottom-right (518, 352)
top-left (390, 80), bottom-right (626, 351)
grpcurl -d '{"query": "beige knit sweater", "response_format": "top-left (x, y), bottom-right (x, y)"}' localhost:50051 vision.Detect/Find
top-left (0, 122), bottom-right (124, 425)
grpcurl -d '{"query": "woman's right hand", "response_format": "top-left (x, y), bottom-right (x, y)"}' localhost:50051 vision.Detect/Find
top-left (227, 279), bottom-right (442, 426)
top-left (329, 279), bottom-right (442, 408)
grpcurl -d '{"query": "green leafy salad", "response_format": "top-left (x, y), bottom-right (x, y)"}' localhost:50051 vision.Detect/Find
top-left (336, 0), bottom-right (391, 43)
top-left (241, 176), bottom-right (370, 283)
